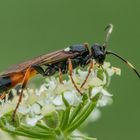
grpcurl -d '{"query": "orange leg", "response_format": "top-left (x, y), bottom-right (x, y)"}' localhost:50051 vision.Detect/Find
top-left (59, 68), bottom-right (64, 84)
top-left (0, 91), bottom-right (14, 102)
top-left (12, 67), bottom-right (31, 121)
top-left (80, 60), bottom-right (93, 88)
top-left (68, 58), bottom-right (82, 95)
top-left (0, 92), bottom-right (6, 100)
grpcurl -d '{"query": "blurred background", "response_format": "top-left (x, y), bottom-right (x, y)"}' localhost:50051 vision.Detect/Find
top-left (0, 0), bottom-right (140, 140)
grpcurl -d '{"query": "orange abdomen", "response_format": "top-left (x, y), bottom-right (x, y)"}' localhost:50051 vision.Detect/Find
top-left (0, 68), bottom-right (37, 94)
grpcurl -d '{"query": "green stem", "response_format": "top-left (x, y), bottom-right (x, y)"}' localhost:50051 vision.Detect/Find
top-left (68, 103), bottom-right (83, 125)
top-left (60, 107), bottom-right (71, 130)
top-left (36, 123), bottom-right (53, 131)
top-left (66, 101), bottom-right (96, 133)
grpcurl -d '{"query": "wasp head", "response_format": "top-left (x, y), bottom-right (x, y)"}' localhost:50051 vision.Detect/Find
top-left (91, 43), bottom-right (106, 65)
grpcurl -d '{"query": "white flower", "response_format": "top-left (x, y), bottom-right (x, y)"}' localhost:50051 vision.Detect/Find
top-left (63, 91), bottom-right (82, 106)
top-left (41, 104), bottom-right (55, 116)
top-left (91, 86), bottom-right (113, 107)
top-left (0, 61), bottom-right (120, 140)
top-left (87, 108), bottom-right (101, 123)
top-left (18, 106), bottom-right (30, 114)
top-left (97, 95), bottom-right (113, 107)
top-left (30, 103), bottom-right (41, 115)
top-left (52, 95), bottom-right (63, 106)
top-left (52, 90), bottom-right (82, 107)
top-left (0, 61), bottom-right (119, 127)
top-left (112, 67), bottom-right (121, 75)
top-left (26, 115), bottom-right (43, 126)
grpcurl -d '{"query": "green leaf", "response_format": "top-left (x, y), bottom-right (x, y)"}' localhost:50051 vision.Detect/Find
top-left (0, 111), bottom-right (57, 139)
top-left (82, 93), bottom-right (88, 103)
top-left (97, 68), bottom-right (104, 80)
top-left (42, 111), bottom-right (59, 129)
top-left (68, 103), bottom-right (83, 125)
top-left (62, 93), bottom-right (70, 107)
top-left (66, 94), bottom-right (99, 133)
top-left (0, 111), bottom-right (20, 132)
top-left (59, 107), bottom-right (71, 130)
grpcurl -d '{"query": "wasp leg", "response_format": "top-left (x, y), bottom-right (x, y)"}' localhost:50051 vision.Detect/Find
top-left (0, 92), bottom-right (6, 100)
top-left (7, 86), bottom-right (21, 101)
top-left (33, 64), bottom-right (57, 77)
top-left (0, 92), bottom-right (6, 105)
top-left (59, 68), bottom-right (64, 84)
top-left (80, 59), bottom-right (93, 88)
top-left (44, 66), bottom-right (57, 76)
top-left (32, 65), bottom-right (46, 76)
top-left (0, 91), bottom-right (15, 103)
top-left (7, 90), bottom-right (14, 101)
top-left (68, 58), bottom-right (82, 95)
top-left (12, 67), bottom-right (31, 121)
top-left (33, 64), bottom-right (63, 83)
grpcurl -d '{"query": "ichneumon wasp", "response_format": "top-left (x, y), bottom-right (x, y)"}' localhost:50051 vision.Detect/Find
top-left (0, 24), bottom-right (139, 120)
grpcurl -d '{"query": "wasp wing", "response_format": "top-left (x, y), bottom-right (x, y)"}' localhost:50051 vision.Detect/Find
top-left (0, 49), bottom-right (79, 76)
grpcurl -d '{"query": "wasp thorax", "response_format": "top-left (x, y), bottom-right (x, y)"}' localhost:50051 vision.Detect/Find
top-left (91, 43), bottom-right (106, 64)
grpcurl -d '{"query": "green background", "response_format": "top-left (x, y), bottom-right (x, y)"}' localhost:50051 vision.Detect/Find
top-left (0, 0), bottom-right (139, 140)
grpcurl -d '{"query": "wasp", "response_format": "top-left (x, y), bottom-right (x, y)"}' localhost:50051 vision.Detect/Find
top-left (0, 24), bottom-right (139, 120)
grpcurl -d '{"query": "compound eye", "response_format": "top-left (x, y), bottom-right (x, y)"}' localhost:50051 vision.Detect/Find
top-left (98, 52), bottom-right (104, 58)
top-left (99, 46), bottom-right (102, 50)
top-left (98, 54), bottom-right (103, 59)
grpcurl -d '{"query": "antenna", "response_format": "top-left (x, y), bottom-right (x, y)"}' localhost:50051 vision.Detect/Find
top-left (103, 24), bottom-right (114, 48)
top-left (106, 51), bottom-right (140, 78)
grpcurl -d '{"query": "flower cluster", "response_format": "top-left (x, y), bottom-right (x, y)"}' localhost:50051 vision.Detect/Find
top-left (0, 62), bottom-right (120, 140)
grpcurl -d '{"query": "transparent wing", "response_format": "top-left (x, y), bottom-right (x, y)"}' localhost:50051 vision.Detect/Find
top-left (0, 49), bottom-right (79, 76)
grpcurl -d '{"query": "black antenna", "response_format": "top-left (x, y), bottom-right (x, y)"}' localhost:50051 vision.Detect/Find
top-left (106, 51), bottom-right (140, 78)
